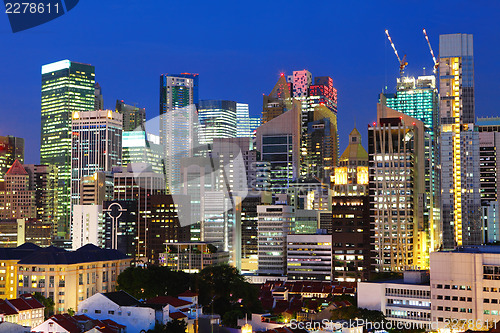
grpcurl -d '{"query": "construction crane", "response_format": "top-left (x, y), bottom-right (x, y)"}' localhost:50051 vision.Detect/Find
top-left (385, 29), bottom-right (408, 77)
top-left (422, 28), bottom-right (439, 74)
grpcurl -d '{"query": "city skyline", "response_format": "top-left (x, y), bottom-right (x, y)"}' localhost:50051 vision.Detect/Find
top-left (2, 1), bottom-right (500, 164)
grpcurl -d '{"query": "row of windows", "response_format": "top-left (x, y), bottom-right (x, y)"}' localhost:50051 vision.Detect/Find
top-left (436, 306), bottom-right (473, 313)
top-left (435, 284), bottom-right (472, 290)
top-left (436, 295), bottom-right (472, 302)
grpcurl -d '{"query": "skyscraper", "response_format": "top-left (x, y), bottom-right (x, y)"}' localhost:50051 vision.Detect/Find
top-left (0, 136), bottom-right (24, 181)
top-left (306, 105), bottom-right (338, 181)
top-left (113, 164), bottom-right (165, 263)
top-left (369, 103), bottom-right (432, 271)
top-left (24, 164), bottom-right (58, 235)
top-left (331, 128), bottom-right (371, 281)
top-left (94, 82), bottom-right (103, 111)
top-left (236, 103), bottom-right (251, 138)
top-left (116, 100), bottom-right (146, 132)
top-left (122, 131), bottom-right (164, 174)
top-left (160, 74), bottom-right (199, 193)
top-left (262, 74), bottom-right (291, 123)
top-left (198, 100), bottom-right (237, 145)
top-left (383, 76), bottom-right (439, 219)
top-left (41, 60), bottom-right (95, 237)
top-left (439, 34), bottom-right (481, 248)
top-left (256, 101), bottom-right (301, 193)
top-left (71, 110), bottom-right (122, 206)
top-left (476, 117), bottom-right (500, 243)
top-left (0, 160), bottom-right (35, 220)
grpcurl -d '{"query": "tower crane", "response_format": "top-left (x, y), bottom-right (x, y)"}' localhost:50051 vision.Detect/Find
top-left (385, 29), bottom-right (408, 77)
top-left (422, 28), bottom-right (439, 74)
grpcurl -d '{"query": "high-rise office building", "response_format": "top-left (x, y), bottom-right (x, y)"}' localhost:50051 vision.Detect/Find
top-left (240, 191), bottom-right (272, 272)
top-left (71, 110), bottom-right (122, 206)
top-left (256, 101), bottom-right (301, 193)
top-left (236, 103), bottom-right (251, 138)
top-left (211, 137), bottom-right (253, 192)
top-left (265, 71), bottom-right (338, 177)
top-left (331, 128), bottom-right (372, 282)
top-left (160, 74), bottom-right (199, 193)
top-left (0, 160), bottom-right (36, 220)
top-left (94, 82), bottom-right (103, 111)
top-left (305, 105), bottom-right (338, 181)
top-left (102, 200), bottom-right (138, 258)
top-left (122, 131), bottom-right (164, 174)
top-left (24, 164), bottom-right (58, 234)
top-left (369, 104), bottom-right (432, 271)
top-left (80, 171), bottom-right (114, 206)
top-left (198, 100), bottom-right (237, 145)
top-left (262, 74), bottom-right (291, 123)
top-left (180, 157), bottom-right (218, 242)
top-left (113, 164), bottom-right (165, 263)
top-left (71, 204), bottom-right (103, 250)
top-left (257, 205), bottom-right (294, 275)
top-left (41, 60), bottom-right (95, 237)
top-left (383, 76), bottom-right (439, 210)
top-left (439, 34), bottom-right (481, 248)
top-left (286, 233), bottom-right (332, 281)
top-left (116, 100), bottom-right (146, 132)
top-left (0, 136), bottom-right (24, 181)
top-left (201, 191), bottom-right (241, 269)
top-left (477, 117), bottom-right (500, 243)
top-left (249, 117), bottom-right (261, 136)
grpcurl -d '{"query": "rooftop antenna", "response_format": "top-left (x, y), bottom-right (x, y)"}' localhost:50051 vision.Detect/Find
top-left (385, 29), bottom-right (408, 77)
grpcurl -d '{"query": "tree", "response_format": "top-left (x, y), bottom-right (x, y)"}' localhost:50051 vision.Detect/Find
top-left (32, 292), bottom-right (54, 319)
top-left (196, 264), bottom-right (262, 318)
top-left (166, 319), bottom-right (187, 333)
top-left (67, 308), bottom-right (75, 316)
top-left (117, 266), bottom-right (192, 299)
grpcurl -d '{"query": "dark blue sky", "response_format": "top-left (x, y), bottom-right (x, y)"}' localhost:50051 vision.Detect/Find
top-left (1, 0), bottom-right (499, 164)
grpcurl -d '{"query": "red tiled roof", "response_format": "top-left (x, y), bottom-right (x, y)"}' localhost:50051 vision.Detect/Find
top-left (72, 314), bottom-right (92, 321)
top-left (50, 314), bottom-right (81, 333)
top-left (0, 300), bottom-right (17, 316)
top-left (7, 298), bottom-right (31, 311)
top-left (178, 290), bottom-right (198, 297)
top-left (102, 319), bottom-right (126, 329)
top-left (169, 312), bottom-right (187, 320)
top-left (146, 296), bottom-right (192, 308)
top-left (19, 295), bottom-right (44, 309)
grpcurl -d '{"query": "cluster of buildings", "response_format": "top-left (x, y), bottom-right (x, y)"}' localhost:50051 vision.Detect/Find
top-left (1, 31), bottom-right (500, 332)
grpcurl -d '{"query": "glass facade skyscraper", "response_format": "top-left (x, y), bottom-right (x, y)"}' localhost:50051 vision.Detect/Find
top-left (41, 60), bottom-right (95, 238)
top-left (71, 110), bottom-right (122, 206)
top-left (439, 34), bottom-right (481, 248)
top-left (159, 74), bottom-right (199, 193)
top-left (198, 100), bottom-right (237, 145)
top-left (383, 75), bottom-right (440, 254)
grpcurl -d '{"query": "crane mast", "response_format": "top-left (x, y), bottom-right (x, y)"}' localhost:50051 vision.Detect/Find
top-left (385, 29), bottom-right (408, 77)
top-left (423, 28), bottom-right (439, 74)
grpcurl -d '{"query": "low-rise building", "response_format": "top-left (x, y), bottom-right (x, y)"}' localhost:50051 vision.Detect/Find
top-left (0, 243), bottom-right (131, 312)
top-left (32, 313), bottom-right (125, 333)
top-left (4, 294), bottom-right (44, 327)
top-left (78, 290), bottom-right (202, 333)
top-left (357, 270), bottom-right (431, 330)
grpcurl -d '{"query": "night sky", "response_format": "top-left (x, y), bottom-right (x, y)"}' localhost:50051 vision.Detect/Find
top-left (1, 0), bottom-right (499, 164)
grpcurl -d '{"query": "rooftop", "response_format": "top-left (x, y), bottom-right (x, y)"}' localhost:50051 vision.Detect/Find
top-left (448, 245), bottom-right (500, 254)
top-left (0, 243), bottom-right (130, 265)
top-left (102, 291), bottom-right (140, 307)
